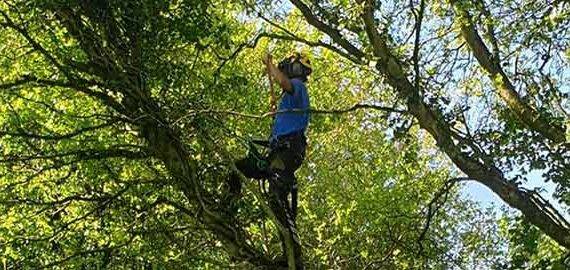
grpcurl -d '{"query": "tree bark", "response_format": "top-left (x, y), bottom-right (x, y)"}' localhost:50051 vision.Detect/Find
top-left (451, 0), bottom-right (566, 143)
top-left (290, 0), bottom-right (570, 249)
top-left (137, 113), bottom-right (280, 267)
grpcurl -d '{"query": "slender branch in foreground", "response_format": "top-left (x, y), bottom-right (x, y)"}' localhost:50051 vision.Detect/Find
top-left (1, 148), bottom-right (149, 163)
top-left (254, 32), bottom-right (364, 65)
top-left (0, 74), bottom-right (125, 114)
top-left (215, 29), bottom-right (365, 78)
top-left (418, 177), bottom-right (471, 254)
top-left (0, 120), bottom-right (120, 141)
top-left (38, 234), bottom-right (136, 269)
top-left (174, 103), bottom-right (406, 124)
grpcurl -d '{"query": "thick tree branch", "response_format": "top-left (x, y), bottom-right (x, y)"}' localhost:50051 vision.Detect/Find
top-left (451, 0), bottom-right (566, 143)
top-left (289, 0), bottom-right (366, 60)
top-left (199, 133), bottom-right (294, 269)
top-left (2, 4), bottom-right (280, 269)
top-left (290, 0), bottom-right (570, 249)
top-left (135, 115), bottom-right (280, 268)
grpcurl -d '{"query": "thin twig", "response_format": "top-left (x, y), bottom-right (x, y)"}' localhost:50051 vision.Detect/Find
top-left (174, 103), bottom-right (406, 124)
top-left (418, 177), bottom-right (471, 255)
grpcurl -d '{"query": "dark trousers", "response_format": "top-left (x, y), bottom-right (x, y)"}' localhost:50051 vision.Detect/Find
top-left (233, 133), bottom-right (306, 222)
top-left (229, 133), bottom-right (306, 268)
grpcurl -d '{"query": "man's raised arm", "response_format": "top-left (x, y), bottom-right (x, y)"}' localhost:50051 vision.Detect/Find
top-left (262, 53), bottom-right (293, 93)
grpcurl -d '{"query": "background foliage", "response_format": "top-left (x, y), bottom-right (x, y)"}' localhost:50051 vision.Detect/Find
top-left (0, 0), bottom-right (568, 269)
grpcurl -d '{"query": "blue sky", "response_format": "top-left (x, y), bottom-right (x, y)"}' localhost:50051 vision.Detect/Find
top-left (463, 169), bottom-right (569, 219)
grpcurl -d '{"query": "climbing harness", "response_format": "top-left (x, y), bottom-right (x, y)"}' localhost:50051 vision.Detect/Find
top-left (246, 138), bottom-right (270, 172)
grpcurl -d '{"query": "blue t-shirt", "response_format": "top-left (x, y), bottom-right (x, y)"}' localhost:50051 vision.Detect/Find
top-left (271, 78), bottom-right (310, 140)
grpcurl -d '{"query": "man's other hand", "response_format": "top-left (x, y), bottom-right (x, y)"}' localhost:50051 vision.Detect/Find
top-left (262, 53), bottom-right (273, 66)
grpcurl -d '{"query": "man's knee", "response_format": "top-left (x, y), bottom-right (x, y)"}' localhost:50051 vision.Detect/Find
top-left (235, 157), bottom-right (268, 179)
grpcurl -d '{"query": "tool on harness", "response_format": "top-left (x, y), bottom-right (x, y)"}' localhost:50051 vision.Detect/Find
top-left (244, 138), bottom-right (273, 196)
top-left (246, 139), bottom-right (269, 171)
top-left (278, 52), bottom-right (312, 81)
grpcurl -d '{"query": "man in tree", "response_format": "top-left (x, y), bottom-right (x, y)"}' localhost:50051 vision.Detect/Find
top-left (227, 52), bottom-right (311, 268)
top-left (229, 52), bottom-right (312, 226)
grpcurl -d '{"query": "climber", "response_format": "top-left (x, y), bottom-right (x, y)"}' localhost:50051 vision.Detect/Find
top-left (228, 51), bottom-right (312, 225)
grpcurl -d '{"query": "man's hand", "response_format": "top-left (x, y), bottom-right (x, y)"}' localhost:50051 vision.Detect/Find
top-left (264, 54), bottom-right (277, 113)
